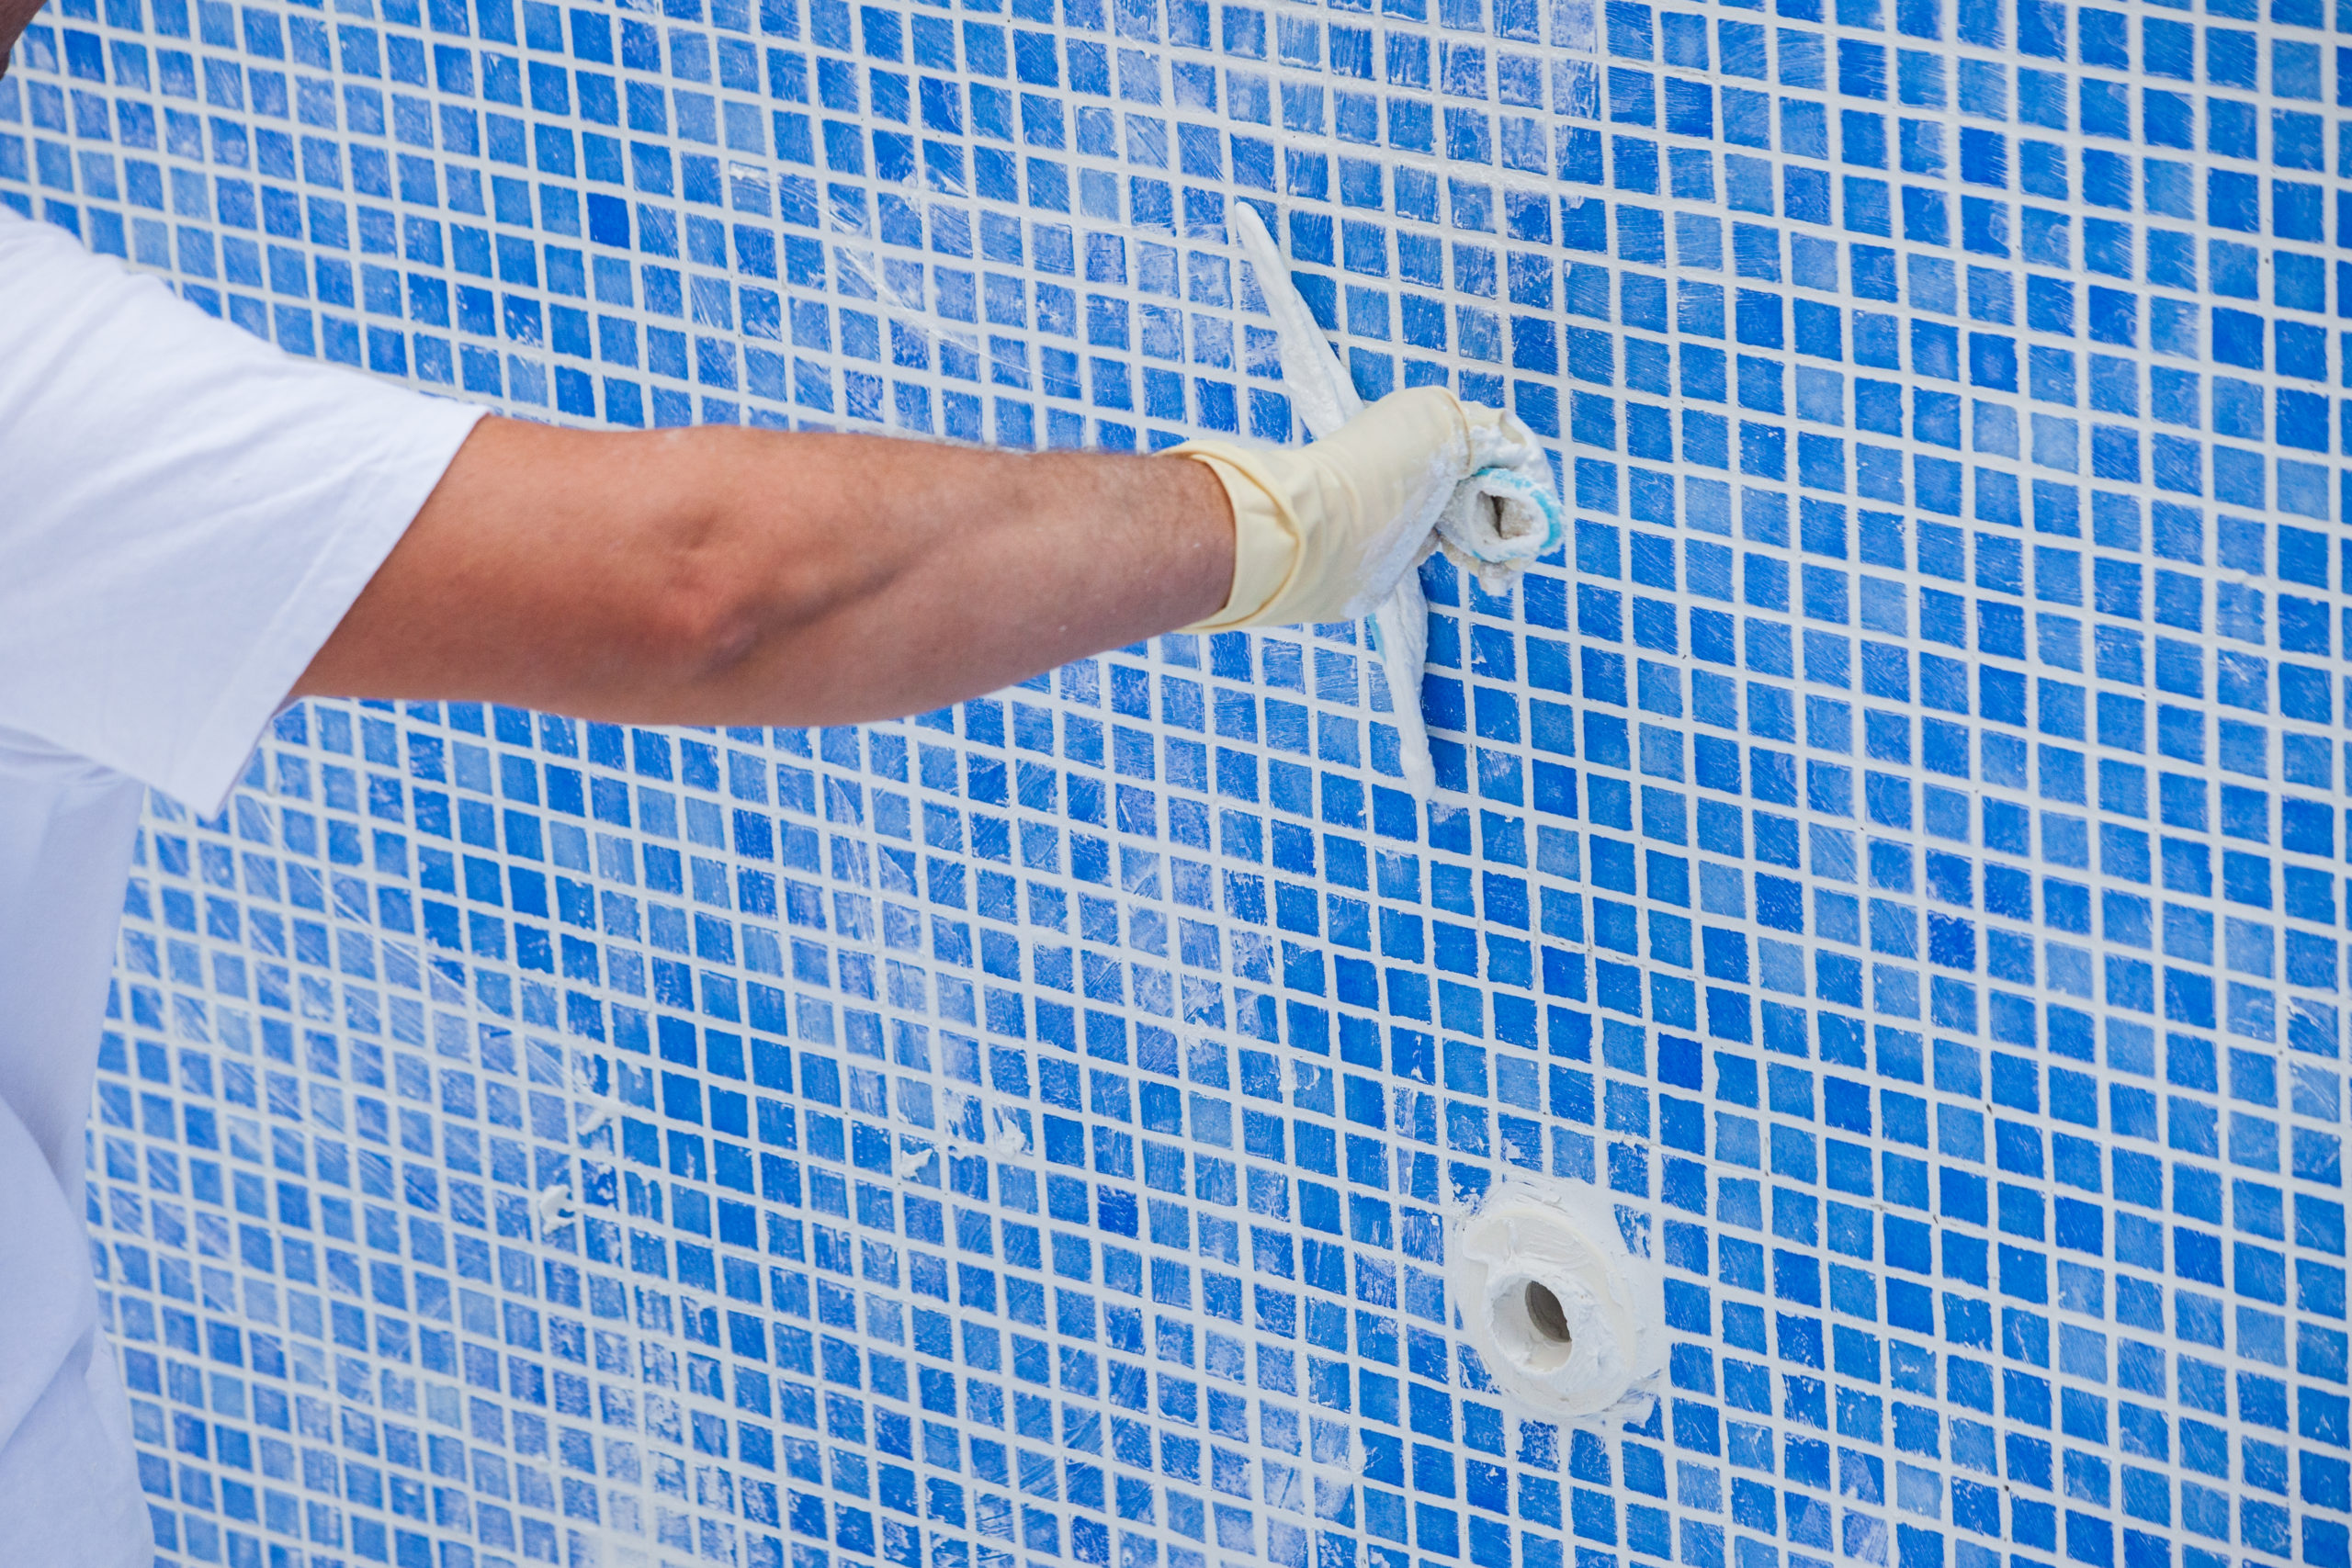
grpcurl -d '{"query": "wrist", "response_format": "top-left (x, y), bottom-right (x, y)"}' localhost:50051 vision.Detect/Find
top-left (1166, 443), bottom-right (1299, 631)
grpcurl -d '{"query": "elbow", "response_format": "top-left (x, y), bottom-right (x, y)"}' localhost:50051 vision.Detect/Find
top-left (641, 556), bottom-right (771, 695)
top-left (609, 431), bottom-right (881, 710)
top-left (659, 584), bottom-right (765, 692)
top-left (634, 502), bottom-right (846, 700)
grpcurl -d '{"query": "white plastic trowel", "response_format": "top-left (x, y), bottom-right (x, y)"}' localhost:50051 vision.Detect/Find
top-left (1230, 201), bottom-right (1440, 791)
top-left (1231, 203), bottom-right (1562, 795)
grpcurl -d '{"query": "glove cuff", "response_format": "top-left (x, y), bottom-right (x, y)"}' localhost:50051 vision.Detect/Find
top-left (1167, 441), bottom-right (1302, 632)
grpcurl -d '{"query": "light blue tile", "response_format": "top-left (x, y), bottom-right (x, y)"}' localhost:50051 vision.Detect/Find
top-left (14, 0), bottom-right (2352, 1562)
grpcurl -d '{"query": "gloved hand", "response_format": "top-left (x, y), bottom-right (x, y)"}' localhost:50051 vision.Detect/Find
top-left (1170, 387), bottom-right (1556, 632)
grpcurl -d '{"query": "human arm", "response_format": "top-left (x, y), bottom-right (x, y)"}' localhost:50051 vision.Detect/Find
top-left (0, 0), bottom-right (40, 77)
top-left (0, 209), bottom-right (1534, 807)
top-left (297, 387), bottom-right (1542, 728)
top-left (293, 417), bottom-right (1236, 727)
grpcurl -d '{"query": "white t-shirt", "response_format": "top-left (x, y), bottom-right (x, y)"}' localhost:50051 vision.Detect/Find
top-left (0, 209), bottom-right (485, 1564)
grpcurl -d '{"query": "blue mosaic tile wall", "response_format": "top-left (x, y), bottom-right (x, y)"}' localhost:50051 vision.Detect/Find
top-left (6, 0), bottom-right (2350, 1562)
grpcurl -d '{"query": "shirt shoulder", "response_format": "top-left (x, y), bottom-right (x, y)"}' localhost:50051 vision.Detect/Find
top-left (0, 210), bottom-right (486, 809)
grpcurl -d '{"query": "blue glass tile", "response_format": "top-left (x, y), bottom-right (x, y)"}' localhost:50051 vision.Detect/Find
top-left (11, 0), bottom-right (2352, 1562)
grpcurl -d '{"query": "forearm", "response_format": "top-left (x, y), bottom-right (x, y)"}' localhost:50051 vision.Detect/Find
top-left (657, 423), bottom-right (1235, 721)
top-left (299, 417), bottom-right (1233, 725)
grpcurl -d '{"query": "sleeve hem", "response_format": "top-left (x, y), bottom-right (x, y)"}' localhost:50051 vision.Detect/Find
top-left (167, 400), bottom-right (489, 816)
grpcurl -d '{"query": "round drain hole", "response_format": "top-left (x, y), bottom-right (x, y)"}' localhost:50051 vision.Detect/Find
top-left (1524, 1281), bottom-right (1573, 1347)
top-left (1452, 1176), bottom-right (1664, 1418)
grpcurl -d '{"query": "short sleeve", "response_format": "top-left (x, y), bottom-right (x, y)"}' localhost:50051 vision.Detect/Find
top-left (0, 213), bottom-right (487, 812)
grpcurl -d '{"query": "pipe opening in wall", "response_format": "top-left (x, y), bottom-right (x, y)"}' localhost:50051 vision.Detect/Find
top-left (1487, 1269), bottom-right (1579, 1376)
top-left (1524, 1281), bottom-right (1572, 1347)
top-left (1453, 1176), bottom-right (1665, 1417)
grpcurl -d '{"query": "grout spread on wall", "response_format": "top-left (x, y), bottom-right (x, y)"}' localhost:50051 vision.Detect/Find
top-left (5, 0), bottom-right (2347, 1565)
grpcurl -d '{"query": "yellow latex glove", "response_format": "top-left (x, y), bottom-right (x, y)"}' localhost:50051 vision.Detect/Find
top-left (1170, 387), bottom-right (1551, 631)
